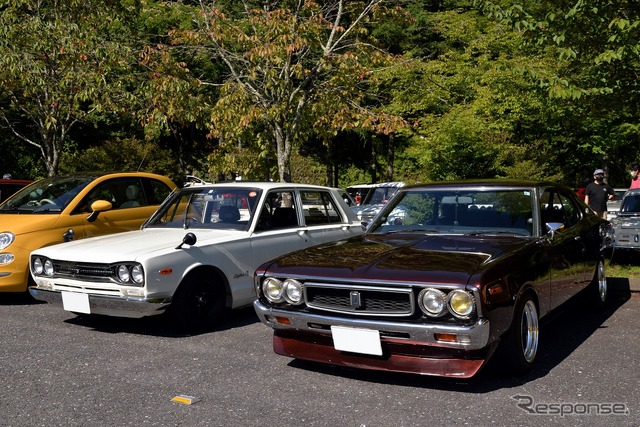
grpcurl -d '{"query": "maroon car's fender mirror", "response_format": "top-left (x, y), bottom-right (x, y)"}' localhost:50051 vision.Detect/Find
top-left (545, 222), bottom-right (564, 239)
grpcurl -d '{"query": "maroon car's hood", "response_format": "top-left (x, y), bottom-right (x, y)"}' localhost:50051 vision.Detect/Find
top-left (266, 234), bottom-right (533, 284)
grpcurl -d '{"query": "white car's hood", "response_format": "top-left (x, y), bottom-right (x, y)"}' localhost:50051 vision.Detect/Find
top-left (32, 227), bottom-right (244, 263)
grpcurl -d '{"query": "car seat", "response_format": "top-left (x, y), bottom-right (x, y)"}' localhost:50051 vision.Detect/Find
top-left (121, 185), bottom-right (141, 208)
top-left (218, 205), bottom-right (241, 223)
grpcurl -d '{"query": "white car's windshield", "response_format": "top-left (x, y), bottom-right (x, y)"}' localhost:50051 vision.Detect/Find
top-left (145, 187), bottom-right (263, 230)
top-left (369, 188), bottom-right (534, 237)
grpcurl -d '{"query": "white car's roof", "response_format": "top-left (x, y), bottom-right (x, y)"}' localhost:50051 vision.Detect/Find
top-left (186, 181), bottom-right (342, 191)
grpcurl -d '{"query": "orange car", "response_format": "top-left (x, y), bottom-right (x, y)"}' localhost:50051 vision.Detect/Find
top-left (0, 172), bottom-right (176, 292)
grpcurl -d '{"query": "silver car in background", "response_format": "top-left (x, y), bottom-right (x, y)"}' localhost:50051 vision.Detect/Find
top-left (606, 188), bottom-right (628, 220)
top-left (609, 188), bottom-right (640, 256)
top-left (350, 181), bottom-right (405, 223)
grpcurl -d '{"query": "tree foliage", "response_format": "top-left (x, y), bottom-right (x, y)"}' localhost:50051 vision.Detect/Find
top-left (0, 0), bottom-right (141, 176)
top-left (0, 0), bottom-right (639, 188)
top-left (168, 0), bottom-right (407, 182)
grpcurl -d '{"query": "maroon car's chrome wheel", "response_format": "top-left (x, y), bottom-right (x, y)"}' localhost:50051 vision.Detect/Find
top-left (520, 299), bottom-right (539, 364)
top-left (596, 261), bottom-right (607, 303)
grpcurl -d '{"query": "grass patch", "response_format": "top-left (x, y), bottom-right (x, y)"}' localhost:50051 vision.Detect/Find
top-left (605, 256), bottom-right (640, 278)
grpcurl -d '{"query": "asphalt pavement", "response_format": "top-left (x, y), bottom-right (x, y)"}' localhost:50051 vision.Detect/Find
top-left (1, 281), bottom-right (639, 426)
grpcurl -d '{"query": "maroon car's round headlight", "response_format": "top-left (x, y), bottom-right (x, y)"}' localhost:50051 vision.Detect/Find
top-left (263, 277), bottom-right (284, 303)
top-left (418, 288), bottom-right (447, 317)
top-left (283, 279), bottom-right (304, 305)
top-left (447, 290), bottom-right (476, 319)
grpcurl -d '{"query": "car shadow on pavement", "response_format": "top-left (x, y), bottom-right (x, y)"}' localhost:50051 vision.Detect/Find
top-left (287, 284), bottom-right (632, 392)
top-left (0, 292), bottom-right (44, 306)
top-left (63, 305), bottom-right (260, 338)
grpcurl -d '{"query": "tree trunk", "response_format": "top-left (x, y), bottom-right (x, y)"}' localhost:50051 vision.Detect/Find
top-left (386, 134), bottom-right (395, 181)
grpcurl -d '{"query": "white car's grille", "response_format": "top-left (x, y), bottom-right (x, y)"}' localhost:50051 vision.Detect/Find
top-left (52, 260), bottom-right (114, 282)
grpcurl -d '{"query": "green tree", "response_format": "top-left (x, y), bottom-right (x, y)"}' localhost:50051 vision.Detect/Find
top-left (0, 0), bottom-right (140, 176)
top-left (477, 0), bottom-right (640, 185)
top-left (167, 0), bottom-right (406, 182)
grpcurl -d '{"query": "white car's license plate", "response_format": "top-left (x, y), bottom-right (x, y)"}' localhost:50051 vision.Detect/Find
top-left (331, 326), bottom-right (382, 356)
top-left (62, 291), bottom-right (91, 314)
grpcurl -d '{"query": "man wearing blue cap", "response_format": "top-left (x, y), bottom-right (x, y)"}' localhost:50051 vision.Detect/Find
top-left (584, 168), bottom-right (615, 218)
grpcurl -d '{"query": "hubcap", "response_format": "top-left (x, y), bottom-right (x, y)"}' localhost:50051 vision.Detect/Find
top-left (520, 300), bottom-right (539, 363)
top-left (598, 262), bottom-right (607, 302)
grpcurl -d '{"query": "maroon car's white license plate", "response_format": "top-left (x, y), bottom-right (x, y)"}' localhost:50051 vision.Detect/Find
top-left (331, 326), bottom-right (382, 356)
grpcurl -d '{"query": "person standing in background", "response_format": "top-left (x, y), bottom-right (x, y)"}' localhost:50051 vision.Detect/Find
top-left (630, 164), bottom-right (640, 189)
top-left (584, 169), bottom-right (615, 218)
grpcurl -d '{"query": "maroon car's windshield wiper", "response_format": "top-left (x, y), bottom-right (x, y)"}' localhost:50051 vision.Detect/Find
top-left (465, 231), bottom-right (529, 237)
top-left (383, 228), bottom-right (440, 234)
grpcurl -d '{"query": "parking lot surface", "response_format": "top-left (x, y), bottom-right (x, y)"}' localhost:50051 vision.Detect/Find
top-left (1, 284), bottom-right (639, 427)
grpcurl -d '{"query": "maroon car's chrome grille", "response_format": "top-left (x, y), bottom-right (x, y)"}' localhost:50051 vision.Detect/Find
top-left (52, 260), bottom-right (114, 282)
top-left (304, 283), bottom-right (414, 317)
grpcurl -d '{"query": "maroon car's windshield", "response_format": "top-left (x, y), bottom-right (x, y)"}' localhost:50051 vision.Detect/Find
top-left (369, 188), bottom-right (534, 237)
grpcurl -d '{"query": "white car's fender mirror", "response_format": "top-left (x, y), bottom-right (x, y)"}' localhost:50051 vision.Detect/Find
top-left (176, 232), bottom-right (197, 249)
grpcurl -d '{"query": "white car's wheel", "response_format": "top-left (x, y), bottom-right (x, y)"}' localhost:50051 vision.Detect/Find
top-left (170, 273), bottom-right (226, 331)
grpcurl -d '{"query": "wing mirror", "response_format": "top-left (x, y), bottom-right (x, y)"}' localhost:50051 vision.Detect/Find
top-left (176, 232), bottom-right (197, 249)
top-left (545, 222), bottom-right (564, 239)
top-left (87, 200), bottom-right (113, 222)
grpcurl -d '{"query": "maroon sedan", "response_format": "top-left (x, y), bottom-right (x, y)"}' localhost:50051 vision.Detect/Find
top-left (254, 180), bottom-right (609, 378)
top-left (0, 178), bottom-right (32, 203)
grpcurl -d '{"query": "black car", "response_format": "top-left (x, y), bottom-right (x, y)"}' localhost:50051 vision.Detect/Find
top-left (254, 180), bottom-right (609, 378)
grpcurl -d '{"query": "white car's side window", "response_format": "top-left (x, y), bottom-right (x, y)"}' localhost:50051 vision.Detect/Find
top-left (257, 190), bottom-right (299, 229)
top-left (301, 190), bottom-right (343, 225)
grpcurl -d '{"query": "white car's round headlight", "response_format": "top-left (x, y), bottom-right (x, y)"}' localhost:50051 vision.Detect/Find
top-left (117, 265), bottom-right (131, 283)
top-left (448, 290), bottom-right (475, 318)
top-left (418, 288), bottom-right (447, 317)
top-left (283, 279), bottom-right (304, 305)
top-left (33, 257), bottom-right (44, 275)
top-left (262, 278), bottom-right (284, 303)
top-left (0, 232), bottom-right (15, 251)
top-left (131, 265), bottom-right (144, 285)
top-left (44, 259), bottom-right (54, 276)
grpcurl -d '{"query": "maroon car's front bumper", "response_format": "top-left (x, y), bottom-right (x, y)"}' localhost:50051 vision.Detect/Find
top-left (254, 300), bottom-right (494, 378)
top-left (274, 330), bottom-right (493, 378)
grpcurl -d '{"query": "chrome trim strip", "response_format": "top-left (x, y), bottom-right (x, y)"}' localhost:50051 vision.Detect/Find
top-left (256, 274), bottom-right (485, 318)
top-left (254, 300), bottom-right (490, 350)
top-left (304, 281), bottom-right (414, 316)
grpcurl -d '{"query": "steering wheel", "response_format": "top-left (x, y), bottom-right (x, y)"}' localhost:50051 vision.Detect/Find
top-left (39, 199), bottom-right (55, 206)
top-left (186, 216), bottom-right (201, 224)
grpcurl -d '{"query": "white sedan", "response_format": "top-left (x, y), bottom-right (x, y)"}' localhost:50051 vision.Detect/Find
top-left (28, 182), bottom-right (364, 330)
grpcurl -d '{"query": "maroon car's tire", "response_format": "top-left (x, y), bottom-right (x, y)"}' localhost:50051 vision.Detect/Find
top-left (498, 293), bottom-right (539, 375)
top-left (590, 260), bottom-right (608, 307)
top-left (169, 274), bottom-right (226, 331)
